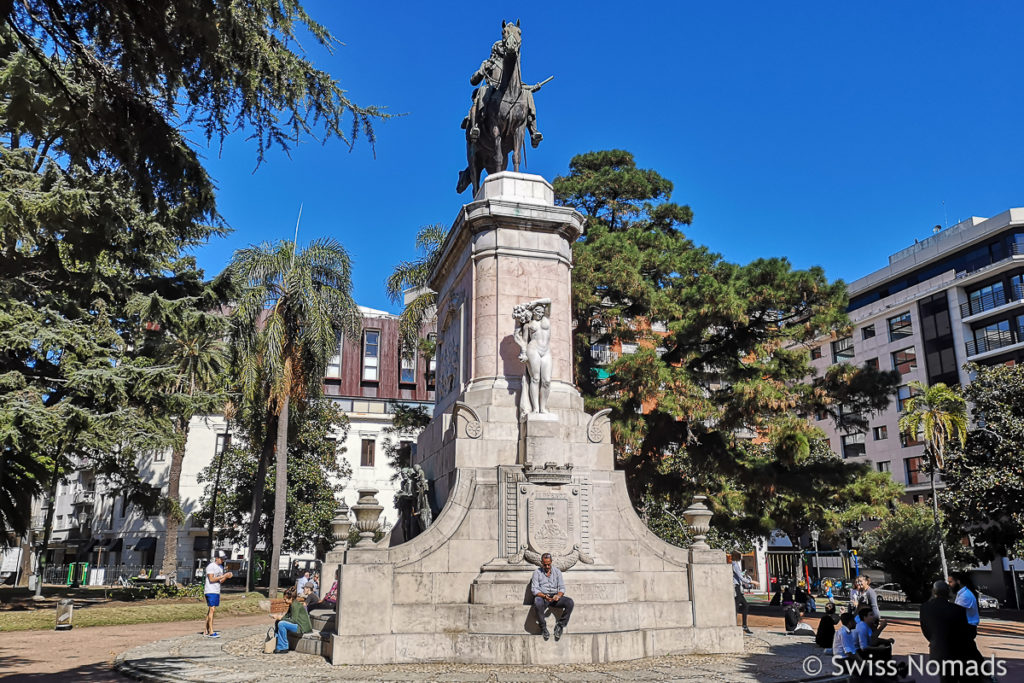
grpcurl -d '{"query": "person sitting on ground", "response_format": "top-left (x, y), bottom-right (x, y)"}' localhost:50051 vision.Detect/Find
top-left (815, 602), bottom-right (838, 650)
top-left (321, 580), bottom-right (338, 607)
top-left (781, 584), bottom-right (795, 606)
top-left (835, 612), bottom-right (860, 675)
top-left (769, 581), bottom-right (782, 606)
top-left (854, 606), bottom-right (892, 661)
top-left (302, 583), bottom-right (322, 614)
top-left (786, 603), bottom-right (815, 635)
top-left (270, 586), bottom-right (312, 654)
top-left (530, 552), bottom-right (575, 642)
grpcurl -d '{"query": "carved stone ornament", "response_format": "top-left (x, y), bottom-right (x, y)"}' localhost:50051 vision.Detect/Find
top-left (523, 460), bottom-right (573, 485)
top-left (452, 401), bottom-right (482, 439)
top-left (523, 545), bottom-right (594, 572)
top-left (586, 408), bottom-right (612, 443)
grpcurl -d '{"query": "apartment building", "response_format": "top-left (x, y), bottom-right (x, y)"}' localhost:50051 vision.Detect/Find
top-left (809, 209), bottom-right (1024, 493)
top-left (30, 305), bottom-right (435, 583)
top-left (805, 210), bottom-right (1024, 602)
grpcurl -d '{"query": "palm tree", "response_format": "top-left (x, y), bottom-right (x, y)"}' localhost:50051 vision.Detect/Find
top-left (230, 238), bottom-right (360, 597)
top-left (153, 310), bottom-right (229, 582)
top-left (898, 380), bottom-right (967, 579)
top-left (385, 224), bottom-right (445, 356)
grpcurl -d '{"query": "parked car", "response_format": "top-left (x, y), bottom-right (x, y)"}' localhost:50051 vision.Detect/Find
top-left (875, 583), bottom-right (908, 603)
top-left (978, 592), bottom-right (1000, 609)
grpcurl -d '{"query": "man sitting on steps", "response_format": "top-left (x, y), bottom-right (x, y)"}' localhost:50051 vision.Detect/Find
top-left (531, 552), bottom-right (575, 641)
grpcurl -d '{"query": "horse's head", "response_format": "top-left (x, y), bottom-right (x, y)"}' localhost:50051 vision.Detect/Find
top-left (500, 19), bottom-right (522, 55)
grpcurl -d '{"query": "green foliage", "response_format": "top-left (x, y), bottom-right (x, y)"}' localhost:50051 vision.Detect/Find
top-left (898, 381), bottom-right (967, 470)
top-left (861, 503), bottom-right (972, 602)
top-left (198, 399), bottom-right (352, 555)
top-left (0, 0), bottom-right (383, 543)
top-left (385, 223), bottom-right (446, 359)
top-left (943, 363), bottom-right (1024, 560)
top-left (382, 403), bottom-right (432, 476)
top-left (554, 149), bottom-right (901, 543)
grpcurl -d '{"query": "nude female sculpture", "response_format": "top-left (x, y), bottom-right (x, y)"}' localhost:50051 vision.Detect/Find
top-left (513, 298), bottom-right (552, 414)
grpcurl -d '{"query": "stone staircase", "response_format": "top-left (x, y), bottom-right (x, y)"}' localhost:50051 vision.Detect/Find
top-left (284, 608), bottom-right (334, 657)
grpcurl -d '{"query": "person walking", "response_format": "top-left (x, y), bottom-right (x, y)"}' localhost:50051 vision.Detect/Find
top-left (530, 553), bottom-right (574, 641)
top-left (731, 552), bottom-right (754, 634)
top-left (920, 580), bottom-right (970, 683)
top-left (948, 572), bottom-right (985, 670)
top-left (203, 550), bottom-right (233, 638)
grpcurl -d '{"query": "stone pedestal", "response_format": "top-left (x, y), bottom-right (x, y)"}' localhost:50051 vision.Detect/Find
top-left (329, 173), bottom-right (740, 665)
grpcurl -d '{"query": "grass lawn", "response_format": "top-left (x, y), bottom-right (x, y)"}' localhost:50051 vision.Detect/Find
top-left (0, 592), bottom-right (264, 632)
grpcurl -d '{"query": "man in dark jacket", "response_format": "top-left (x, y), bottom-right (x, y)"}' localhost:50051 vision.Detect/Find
top-left (920, 580), bottom-right (970, 683)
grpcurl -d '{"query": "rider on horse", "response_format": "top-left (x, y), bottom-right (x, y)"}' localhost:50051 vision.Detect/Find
top-left (461, 38), bottom-right (543, 149)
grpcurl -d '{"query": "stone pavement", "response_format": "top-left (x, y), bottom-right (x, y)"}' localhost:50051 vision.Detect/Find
top-left (114, 626), bottom-right (821, 682)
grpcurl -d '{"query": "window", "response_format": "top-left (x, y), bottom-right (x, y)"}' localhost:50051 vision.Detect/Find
top-left (810, 346), bottom-right (823, 360)
top-left (326, 333), bottom-right (343, 378)
top-left (620, 343), bottom-right (638, 355)
top-left (362, 330), bottom-right (380, 381)
top-left (400, 348), bottom-right (417, 385)
top-left (360, 439), bottom-right (375, 467)
top-left (905, 456), bottom-right (925, 485)
top-left (896, 384), bottom-right (921, 412)
top-left (861, 325), bottom-right (875, 340)
top-left (872, 426), bottom-right (888, 440)
top-left (891, 347), bottom-right (917, 375)
top-left (864, 357), bottom-right (879, 370)
top-left (841, 432), bottom-right (866, 459)
top-left (900, 430), bottom-right (924, 448)
top-left (876, 461), bottom-right (891, 473)
top-left (831, 336), bottom-right (854, 363)
top-left (1011, 273), bottom-right (1024, 301)
top-left (215, 433), bottom-right (232, 457)
top-left (887, 312), bottom-right (912, 342)
top-left (154, 450), bottom-right (166, 462)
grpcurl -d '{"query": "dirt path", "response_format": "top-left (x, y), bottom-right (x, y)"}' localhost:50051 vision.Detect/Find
top-left (0, 613), bottom-right (269, 681)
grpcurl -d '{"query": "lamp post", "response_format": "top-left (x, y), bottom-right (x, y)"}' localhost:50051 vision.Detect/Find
top-left (810, 528), bottom-right (821, 586)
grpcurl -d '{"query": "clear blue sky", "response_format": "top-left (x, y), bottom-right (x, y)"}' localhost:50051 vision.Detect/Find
top-left (192, 1), bottom-right (1024, 312)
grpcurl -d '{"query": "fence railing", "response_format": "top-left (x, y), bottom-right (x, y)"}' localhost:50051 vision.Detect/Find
top-left (41, 563), bottom-right (197, 586)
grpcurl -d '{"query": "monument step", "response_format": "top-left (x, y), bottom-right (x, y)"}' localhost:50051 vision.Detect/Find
top-left (329, 625), bottom-right (742, 665)
top-left (383, 600), bottom-right (694, 635)
top-left (310, 609), bottom-right (335, 632)
top-left (286, 628), bottom-right (330, 657)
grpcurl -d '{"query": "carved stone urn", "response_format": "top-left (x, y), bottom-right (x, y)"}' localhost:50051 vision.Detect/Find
top-left (351, 489), bottom-right (383, 544)
top-left (683, 495), bottom-right (713, 550)
top-left (330, 499), bottom-right (353, 550)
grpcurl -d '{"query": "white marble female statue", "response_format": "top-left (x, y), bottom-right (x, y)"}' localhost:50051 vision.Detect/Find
top-left (512, 298), bottom-right (552, 414)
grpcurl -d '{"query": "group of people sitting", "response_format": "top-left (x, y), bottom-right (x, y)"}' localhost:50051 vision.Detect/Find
top-left (267, 569), bottom-right (340, 654)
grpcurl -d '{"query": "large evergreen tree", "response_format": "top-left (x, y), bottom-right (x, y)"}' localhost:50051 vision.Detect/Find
top-left (554, 150), bottom-right (901, 543)
top-left (943, 363), bottom-right (1024, 561)
top-left (0, 1), bottom-right (382, 546)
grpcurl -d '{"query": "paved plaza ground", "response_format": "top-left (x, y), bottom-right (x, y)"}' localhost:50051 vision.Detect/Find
top-left (2, 607), bottom-right (1022, 682)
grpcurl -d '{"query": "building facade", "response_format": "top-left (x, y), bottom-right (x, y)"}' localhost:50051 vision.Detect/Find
top-left (808, 209), bottom-right (1024, 601)
top-left (27, 305), bottom-right (434, 584)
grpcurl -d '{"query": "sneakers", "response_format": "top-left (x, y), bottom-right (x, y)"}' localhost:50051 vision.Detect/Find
top-left (273, 649), bottom-right (289, 654)
top-left (743, 627), bottom-right (753, 635)
top-left (553, 624), bottom-right (563, 641)
top-left (206, 632), bottom-right (220, 638)
top-left (539, 625), bottom-right (550, 640)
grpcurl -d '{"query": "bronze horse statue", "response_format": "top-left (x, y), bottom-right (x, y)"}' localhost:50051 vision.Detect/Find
top-left (457, 21), bottom-right (530, 195)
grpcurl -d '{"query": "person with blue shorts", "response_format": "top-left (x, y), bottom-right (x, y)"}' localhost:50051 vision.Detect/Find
top-left (204, 550), bottom-right (233, 637)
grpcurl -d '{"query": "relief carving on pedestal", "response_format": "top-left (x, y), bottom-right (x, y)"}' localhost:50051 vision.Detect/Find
top-left (436, 293), bottom-right (464, 400)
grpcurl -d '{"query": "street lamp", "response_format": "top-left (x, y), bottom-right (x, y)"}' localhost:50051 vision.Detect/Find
top-left (810, 528), bottom-right (821, 585)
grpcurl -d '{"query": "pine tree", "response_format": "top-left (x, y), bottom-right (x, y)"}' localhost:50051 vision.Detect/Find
top-left (554, 150), bottom-right (901, 543)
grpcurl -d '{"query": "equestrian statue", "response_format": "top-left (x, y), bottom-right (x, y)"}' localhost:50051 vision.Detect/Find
top-left (456, 20), bottom-right (551, 195)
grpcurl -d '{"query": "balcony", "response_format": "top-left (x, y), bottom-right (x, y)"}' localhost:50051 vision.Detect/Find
top-left (965, 328), bottom-right (1022, 358)
top-left (72, 490), bottom-right (96, 506)
top-left (960, 289), bottom-right (1007, 318)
